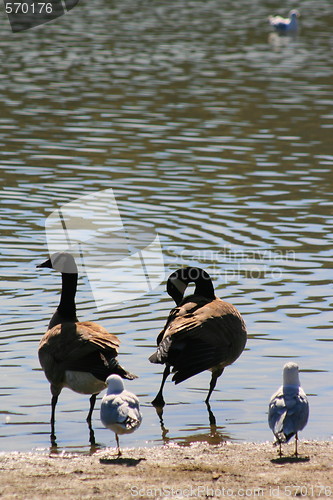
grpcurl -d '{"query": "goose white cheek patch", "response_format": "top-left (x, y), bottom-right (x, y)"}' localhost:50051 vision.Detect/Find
top-left (50, 252), bottom-right (78, 274)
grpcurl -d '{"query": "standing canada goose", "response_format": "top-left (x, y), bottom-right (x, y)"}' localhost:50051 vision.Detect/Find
top-left (37, 252), bottom-right (136, 445)
top-left (149, 267), bottom-right (247, 408)
top-left (268, 362), bottom-right (309, 457)
top-left (100, 374), bottom-right (142, 457)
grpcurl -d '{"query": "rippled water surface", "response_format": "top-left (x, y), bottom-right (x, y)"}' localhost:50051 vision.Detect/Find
top-left (0, 0), bottom-right (332, 453)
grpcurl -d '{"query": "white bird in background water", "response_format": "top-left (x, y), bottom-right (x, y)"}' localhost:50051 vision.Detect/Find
top-left (268, 362), bottom-right (309, 457)
top-left (100, 374), bottom-right (142, 457)
top-left (268, 9), bottom-right (300, 33)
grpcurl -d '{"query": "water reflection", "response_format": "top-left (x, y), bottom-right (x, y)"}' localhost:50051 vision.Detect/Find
top-left (154, 401), bottom-right (231, 446)
top-left (0, 0), bottom-right (332, 452)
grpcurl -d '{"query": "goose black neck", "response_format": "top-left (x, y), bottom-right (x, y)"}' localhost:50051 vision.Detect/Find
top-left (167, 267), bottom-right (215, 305)
top-left (57, 272), bottom-right (78, 322)
top-left (193, 270), bottom-right (215, 300)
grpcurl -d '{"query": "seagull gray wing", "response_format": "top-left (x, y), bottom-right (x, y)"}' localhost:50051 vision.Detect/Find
top-left (101, 392), bottom-right (141, 430)
top-left (269, 386), bottom-right (309, 442)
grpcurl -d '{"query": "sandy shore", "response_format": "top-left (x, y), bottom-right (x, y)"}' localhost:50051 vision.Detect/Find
top-left (0, 441), bottom-right (332, 499)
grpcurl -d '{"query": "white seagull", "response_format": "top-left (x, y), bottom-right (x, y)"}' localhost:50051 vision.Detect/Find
top-left (268, 9), bottom-right (300, 33)
top-left (268, 362), bottom-right (309, 457)
top-left (100, 374), bottom-right (142, 457)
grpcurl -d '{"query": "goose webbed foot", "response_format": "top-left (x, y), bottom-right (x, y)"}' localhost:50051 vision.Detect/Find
top-left (151, 391), bottom-right (166, 409)
top-left (151, 365), bottom-right (170, 408)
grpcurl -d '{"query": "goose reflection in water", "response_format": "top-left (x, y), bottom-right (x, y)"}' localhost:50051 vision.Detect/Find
top-left (155, 403), bottom-right (231, 447)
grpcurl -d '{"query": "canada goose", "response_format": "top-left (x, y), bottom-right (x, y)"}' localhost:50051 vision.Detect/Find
top-left (100, 374), bottom-right (142, 457)
top-left (149, 267), bottom-right (247, 408)
top-left (268, 362), bottom-right (309, 457)
top-left (37, 252), bottom-right (136, 445)
top-left (268, 10), bottom-right (299, 33)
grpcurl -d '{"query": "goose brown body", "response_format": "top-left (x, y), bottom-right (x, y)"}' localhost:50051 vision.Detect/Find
top-left (149, 267), bottom-right (247, 407)
top-left (38, 321), bottom-right (122, 395)
top-left (37, 252), bottom-right (136, 445)
top-left (153, 296), bottom-right (246, 384)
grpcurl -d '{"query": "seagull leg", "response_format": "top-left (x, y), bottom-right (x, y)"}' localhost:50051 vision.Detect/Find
top-left (86, 394), bottom-right (97, 445)
top-left (151, 365), bottom-right (170, 408)
top-left (116, 434), bottom-right (121, 457)
top-left (279, 442), bottom-right (282, 458)
top-left (294, 433), bottom-right (298, 457)
top-left (205, 368), bottom-right (224, 404)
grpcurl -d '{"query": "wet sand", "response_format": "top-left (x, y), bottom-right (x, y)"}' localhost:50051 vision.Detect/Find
top-left (0, 441), bottom-right (332, 499)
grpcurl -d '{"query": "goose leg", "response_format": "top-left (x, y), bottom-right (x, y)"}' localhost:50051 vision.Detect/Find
top-left (205, 368), bottom-right (224, 404)
top-left (50, 385), bottom-right (62, 446)
top-left (86, 394), bottom-right (97, 445)
top-left (151, 365), bottom-right (170, 408)
top-left (206, 401), bottom-right (217, 426)
top-left (50, 394), bottom-right (58, 445)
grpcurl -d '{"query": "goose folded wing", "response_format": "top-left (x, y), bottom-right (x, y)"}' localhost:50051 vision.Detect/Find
top-left (39, 322), bottom-right (120, 367)
top-left (151, 310), bottom-right (244, 383)
top-left (171, 316), bottom-right (240, 383)
top-left (150, 301), bottom-right (208, 362)
top-left (156, 297), bottom-right (244, 342)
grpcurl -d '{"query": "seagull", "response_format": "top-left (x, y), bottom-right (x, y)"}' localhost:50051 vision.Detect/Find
top-left (149, 267), bottom-right (247, 408)
top-left (100, 374), bottom-right (142, 457)
top-left (268, 362), bottom-right (309, 457)
top-left (268, 9), bottom-right (300, 33)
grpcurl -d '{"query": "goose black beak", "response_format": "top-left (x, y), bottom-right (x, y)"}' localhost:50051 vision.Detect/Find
top-left (36, 258), bottom-right (52, 269)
